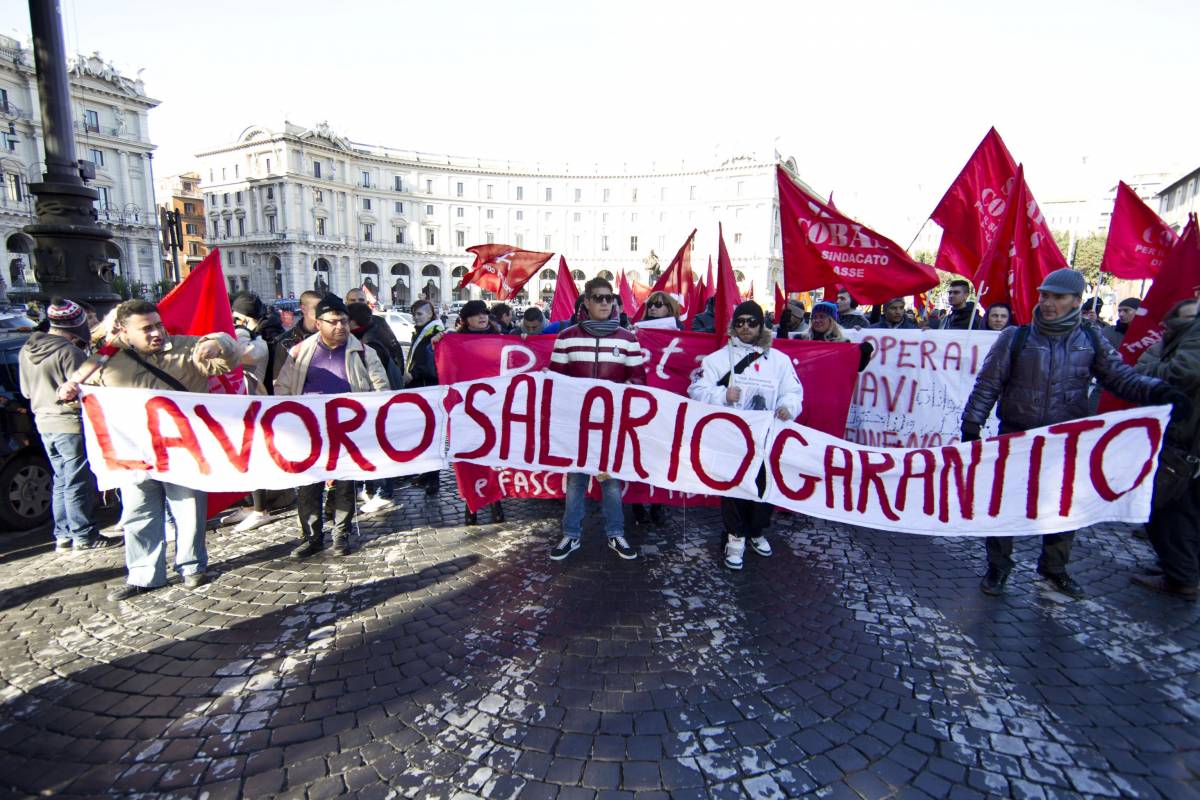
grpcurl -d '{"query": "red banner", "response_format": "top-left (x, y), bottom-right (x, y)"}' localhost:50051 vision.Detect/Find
top-left (1101, 181), bottom-right (1178, 280)
top-left (459, 244), bottom-right (554, 300)
top-left (435, 330), bottom-right (859, 510)
top-left (777, 166), bottom-right (937, 303)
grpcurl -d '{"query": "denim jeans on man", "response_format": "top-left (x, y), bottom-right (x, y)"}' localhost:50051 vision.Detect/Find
top-left (41, 432), bottom-right (96, 544)
top-left (562, 473), bottom-right (624, 540)
top-left (121, 476), bottom-right (207, 587)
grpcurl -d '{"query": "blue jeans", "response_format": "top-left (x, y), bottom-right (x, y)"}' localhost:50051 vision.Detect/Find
top-left (41, 432), bottom-right (96, 544)
top-left (121, 477), bottom-right (207, 587)
top-left (562, 473), bottom-right (624, 540)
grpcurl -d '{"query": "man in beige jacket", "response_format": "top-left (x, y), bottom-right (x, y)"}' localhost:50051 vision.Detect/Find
top-left (59, 299), bottom-right (240, 601)
top-left (275, 294), bottom-right (389, 557)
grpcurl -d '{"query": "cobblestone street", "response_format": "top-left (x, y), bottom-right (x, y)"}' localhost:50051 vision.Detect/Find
top-left (0, 474), bottom-right (1197, 799)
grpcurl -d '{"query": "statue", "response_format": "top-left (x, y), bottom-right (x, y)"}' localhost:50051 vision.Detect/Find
top-left (644, 250), bottom-right (661, 282)
top-left (9, 257), bottom-right (26, 287)
top-left (422, 278), bottom-right (439, 303)
top-left (112, 106), bottom-right (127, 136)
top-left (314, 274), bottom-right (328, 293)
top-left (392, 279), bottom-right (408, 304)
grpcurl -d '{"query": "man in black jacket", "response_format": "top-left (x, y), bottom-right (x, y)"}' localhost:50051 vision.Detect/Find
top-left (961, 268), bottom-right (1184, 599)
top-left (940, 279), bottom-right (985, 330)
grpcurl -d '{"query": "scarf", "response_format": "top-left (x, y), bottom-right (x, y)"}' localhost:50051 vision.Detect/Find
top-left (406, 320), bottom-right (443, 372)
top-left (1033, 305), bottom-right (1082, 337)
top-left (580, 317), bottom-right (620, 337)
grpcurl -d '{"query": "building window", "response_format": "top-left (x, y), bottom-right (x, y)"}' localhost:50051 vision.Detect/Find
top-left (6, 174), bottom-right (22, 202)
top-left (240, 251), bottom-right (247, 266)
top-left (631, 188), bottom-right (638, 203)
top-left (734, 232), bottom-right (743, 244)
top-left (456, 181), bottom-right (464, 197)
top-left (224, 219), bottom-right (231, 237)
top-left (602, 213), bottom-right (608, 223)
top-left (265, 158), bottom-right (271, 173)
top-left (603, 188), bottom-right (610, 202)
top-left (573, 212), bottom-right (581, 222)
top-left (84, 109), bottom-right (99, 132)
top-left (185, 222), bottom-right (197, 234)
top-left (237, 218), bottom-right (245, 236)
top-left (601, 235), bottom-right (609, 252)
top-left (394, 227), bottom-right (405, 244)
top-left (486, 184), bottom-right (493, 199)
top-left (457, 207), bottom-right (464, 218)
top-left (234, 165), bottom-right (239, 178)
top-left (89, 148), bottom-right (104, 167)
top-left (363, 198), bottom-right (372, 211)
top-left (425, 204), bottom-right (434, 215)
top-left (545, 187), bottom-right (552, 202)
top-left (515, 233), bottom-right (524, 247)
top-left (516, 186), bottom-right (524, 201)
top-left (574, 188), bottom-right (582, 202)
top-left (544, 235), bottom-right (552, 250)
top-left (235, 191), bottom-right (242, 203)
top-left (362, 170), bottom-right (371, 187)
top-left (314, 161), bottom-right (322, 178)
top-left (516, 210), bottom-right (524, 221)
top-left (189, 242), bottom-right (200, 256)
top-left (363, 224), bottom-right (374, 242)
top-left (486, 232), bottom-right (495, 244)
top-left (313, 189), bottom-right (321, 203)
top-left (486, 209), bottom-right (494, 219)
top-left (737, 181), bottom-right (744, 197)
top-left (267, 187), bottom-right (274, 200)
top-left (317, 218), bottom-right (326, 235)
top-left (394, 201), bottom-right (403, 213)
top-left (267, 215), bottom-right (276, 233)
top-left (631, 213), bottom-right (638, 222)
top-left (223, 193), bottom-right (230, 205)
top-left (572, 235), bottom-right (580, 250)
top-left (456, 230), bottom-right (465, 247)
top-left (660, 187), bottom-right (667, 201)
top-left (630, 235), bottom-right (638, 251)
top-left (426, 228), bottom-right (435, 246)
top-left (183, 202), bottom-right (195, 214)
top-left (426, 178), bottom-right (433, 194)
top-left (689, 185), bottom-right (696, 200)
top-left (96, 186), bottom-right (110, 210)
top-left (394, 175), bottom-right (403, 191)
top-left (0, 89), bottom-right (7, 113)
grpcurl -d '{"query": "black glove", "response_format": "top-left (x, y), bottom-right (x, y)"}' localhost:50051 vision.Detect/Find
top-left (1154, 384), bottom-right (1193, 420)
top-left (961, 421), bottom-right (982, 442)
top-left (857, 341), bottom-right (875, 372)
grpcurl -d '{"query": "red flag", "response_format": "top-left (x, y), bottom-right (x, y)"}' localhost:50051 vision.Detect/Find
top-left (631, 279), bottom-right (653, 305)
top-left (632, 230), bottom-right (696, 322)
top-left (459, 244), bottom-right (554, 300)
top-left (684, 272), bottom-right (706, 322)
top-left (156, 248), bottom-right (244, 515)
top-left (617, 270), bottom-right (638, 317)
top-left (361, 282), bottom-right (378, 309)
top-left (1101, 181), bottom-right (1178, 279)
top-left (1116, 214), bottom-right (1200, 366)
top-left (713, 224), bottom-right (740, 337)
top-left (744, 280), bottom-right (755, 302)
top-left (774, 283), bottom-right (786, 315)
top-left (777, 166), bottom-right (937, 303)
top-left (972, 164), bottom-right (1060, 324)
top-left (931, 127), bottom-right (1018, 277)
top-left (703, 257), bottom-right (716, 304)
top-left (549, 256), bottom-right (580, 323)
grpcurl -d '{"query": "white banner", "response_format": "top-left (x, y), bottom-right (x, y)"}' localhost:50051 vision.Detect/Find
top-left (847, 329), bottom-right (1000, 447)
top-left (766, 405), bottom-right (1168, 535)
top-left (79, 385), bottom-right (449, 491)
top-left (447, 373), bottom-right (772, 503)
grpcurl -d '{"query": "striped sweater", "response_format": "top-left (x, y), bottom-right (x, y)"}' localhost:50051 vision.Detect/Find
top-left (548, 324), bottom-right (646, 385)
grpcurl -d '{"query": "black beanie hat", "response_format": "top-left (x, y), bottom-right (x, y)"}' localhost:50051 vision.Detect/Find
top-left (315, 293), bottom-right (348, 318)
top-left (732, 300), bottom-right (764, 327)
top-left (230, 292), bottom-right (265, 319)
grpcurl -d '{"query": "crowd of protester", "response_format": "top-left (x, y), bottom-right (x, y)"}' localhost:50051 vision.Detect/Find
top-left (18, 268), bottom-right (1198, 604)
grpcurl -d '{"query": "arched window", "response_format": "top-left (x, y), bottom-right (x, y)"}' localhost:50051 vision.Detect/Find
top-left (390, 263), bottom-right (411, 307)
top-left (313, 257), bottom-right (331, 292)
top-left (597, 270), bottom-right (614, 281)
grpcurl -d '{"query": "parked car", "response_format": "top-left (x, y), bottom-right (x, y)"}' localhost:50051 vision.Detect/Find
top-left (0, 335), bottom-right (52, 530)
top-left (0, 310), bottom-right (38, 338)
top-left (378, 310), bottom-right (414, 345)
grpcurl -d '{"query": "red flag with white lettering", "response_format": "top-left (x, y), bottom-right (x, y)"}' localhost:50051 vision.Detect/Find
top-left (972, 165), bottom-right (1062, 324)
top-left (777, 166), bottom-right (937, 303)
top-left (632, 230), bottom-right (696, 322)
top-left (1101, 181), bottom-right (1178, 280)
top-left (549, 256), bottom-right (580, 323)
top-left (459, 244), bottom-right (554, 300)
top-left (930, 128), bottom-right (1018, 278)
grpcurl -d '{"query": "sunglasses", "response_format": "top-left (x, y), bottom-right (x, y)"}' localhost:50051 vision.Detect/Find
top-left (318, 317), bottom-right (349, 327)
top-left (589, 294), bottom-right (616, 303)
top-left (733, 317), bottom-right (761, 328)
top-left (647, 300), bottom-right (667, 309)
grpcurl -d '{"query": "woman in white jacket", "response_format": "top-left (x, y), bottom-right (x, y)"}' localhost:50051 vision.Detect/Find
top-left (689, 301), bottom-right (803, 570)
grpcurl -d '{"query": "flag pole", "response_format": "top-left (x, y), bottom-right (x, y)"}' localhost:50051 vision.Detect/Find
top-left (904, 218), bottom-right (931, 253)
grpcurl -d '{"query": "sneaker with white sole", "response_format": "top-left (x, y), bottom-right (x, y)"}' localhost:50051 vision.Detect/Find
top-left (749, 536), bottom-right (772, 557)
top-left (549, 536), bottom-right (580, 561)
top-left (359, 495), bottom-right (394, 515)
top-left (220, 507), bottom-right (252, 526)
top-left (725, 536), bottom-right (746, 570)
top-left (608, 536), bottom-right (638, 560)
top-left (233, 510), bottom-right (272, 533)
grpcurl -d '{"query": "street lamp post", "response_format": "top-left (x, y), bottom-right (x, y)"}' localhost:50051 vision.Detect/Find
top-left (23, 0), bottom-right (121, 315)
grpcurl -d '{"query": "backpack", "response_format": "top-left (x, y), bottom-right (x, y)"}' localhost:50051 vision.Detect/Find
top-left (1008, 322), bottom-right (1103, 373)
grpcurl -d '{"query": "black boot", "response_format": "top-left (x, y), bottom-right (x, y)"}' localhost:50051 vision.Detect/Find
top-left (631, 504), bottom-right (649, 524)
top-left (1037, 568), bottom-right (1084, 599)
top-left (465, 508), bottom-right (478, 526)
top-left (980, 566), bottom-right (1010, 596)
top-left (649, 504), bottom-right (666, 525)
top-left (490, 502), bottom-right (505, 523)
top-left (292, 538), bottom-right (323, 559)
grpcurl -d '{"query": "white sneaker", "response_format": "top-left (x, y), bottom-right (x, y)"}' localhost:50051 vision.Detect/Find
top-left (724, 536), bottom-right (745, 570)
top-left (220, 507), bottom-right (252, 525)
top-left (750, 536), bottom-right (772, 557)
top-left (359, 495), bottom-right (394, 515)
top-left (233, 510), bottom-right (272, 533)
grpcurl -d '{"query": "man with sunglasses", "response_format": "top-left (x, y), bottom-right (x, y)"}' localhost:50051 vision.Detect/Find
top-left (275, 294), bottom-right (390, 558)
top-left (690, 300), bottom-right (803, 570)
top-left (548, 278), bottom-right (647, 561)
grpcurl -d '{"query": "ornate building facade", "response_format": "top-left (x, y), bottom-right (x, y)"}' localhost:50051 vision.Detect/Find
top-left (196, 121), bottom-right (790, 307)
top-left (0, 37), bottom-right (162, 297)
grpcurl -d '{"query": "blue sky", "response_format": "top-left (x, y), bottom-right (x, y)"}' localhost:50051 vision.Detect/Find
top-left (3, 0), bottom-right (1197, 240)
